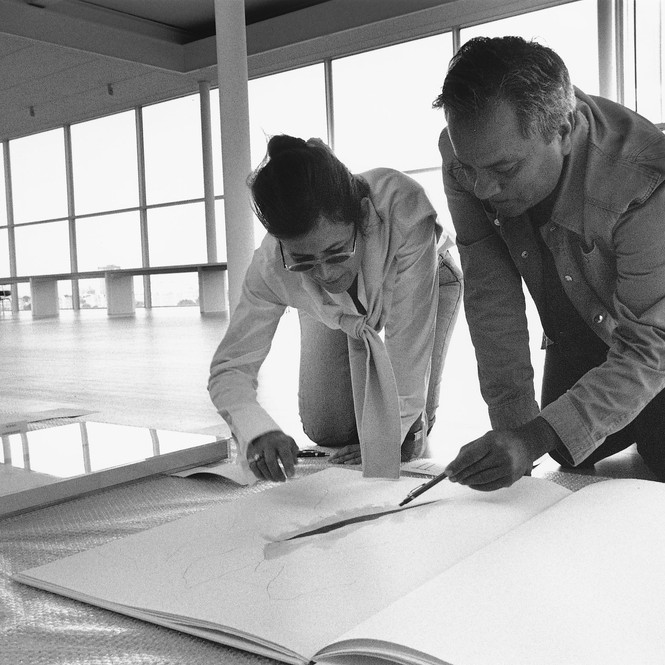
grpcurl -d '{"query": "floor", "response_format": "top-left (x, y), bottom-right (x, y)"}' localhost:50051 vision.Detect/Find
top-left (0, 305), bottom-right (656, 482)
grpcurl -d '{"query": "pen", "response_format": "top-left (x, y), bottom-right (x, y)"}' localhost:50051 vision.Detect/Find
top-left (297, 449), bottom-right (330, 458)
top-left (399, 470), bottom-right (450, 506)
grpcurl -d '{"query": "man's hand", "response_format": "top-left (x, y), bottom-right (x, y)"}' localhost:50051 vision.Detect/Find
top-left (247, 430), bottom-right (299, 481)
top-left (444, 417), bottom-right (560, 491)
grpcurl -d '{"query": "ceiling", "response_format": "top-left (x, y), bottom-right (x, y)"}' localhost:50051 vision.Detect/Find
top-left (0, 0), bottom-right (451, 142)
top-left (72, 0), bottom-right (333, 39)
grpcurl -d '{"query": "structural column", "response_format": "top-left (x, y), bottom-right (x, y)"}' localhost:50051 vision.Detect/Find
top-left (214, 0), bottom-right (255, 313)
top-left (3, 142), bottom-right (18, 314)
top-left (597, 0), bottom-right (621, 103)
top-left (64, 125), bottom-right (80, 310)
top-left (199, 80), bottom-right (218, 264)
top-left (135, 107), bottom-right (152, 309)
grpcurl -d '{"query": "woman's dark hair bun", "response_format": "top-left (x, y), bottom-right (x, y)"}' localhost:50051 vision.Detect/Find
top-left (267, 134), bottom-right (307, 158)
top-left (249, 133), bottom-right (369, 239)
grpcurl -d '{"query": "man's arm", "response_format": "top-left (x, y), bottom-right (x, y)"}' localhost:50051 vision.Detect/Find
top-left (538, 183), bottom-right (665, 464)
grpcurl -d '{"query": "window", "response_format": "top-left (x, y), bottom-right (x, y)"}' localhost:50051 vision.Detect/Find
top-left (10, 129), bottom-right (68, 224)
top-left (214, 199), bottom-right (227, 262)
top-left (0, 228), bottom-right (9, 277)
top-left (14, 221), bottom-right (70, 275)
top-left (147, 202), bottom-right (207, 267)
top-left (243, 64), bottom-right (328, 247)
top-left (247, 64), bottom-right (328, 167)
top-left (0, 152), bottom-right (8, 277)
top-left (142, 95), bottom-right (204, 205)
top-left (461, 0), bottom-right (600, 95)
top-left (633, 0), bottom-right (665, 124)
top-left (0, 151), bottom-right (7, 227)
top-left (149, 273), bottom-right (199, 307)
top-left (71, 111), bottom-right (139, 216)
top-left (75, 212), bottom-right (142, 272)
top-left (332, 34), bottom-right (454, 174)
top-left (209, 92), bottom-right (224, 197)
top-left (407, 169), bottom-right (453, 234)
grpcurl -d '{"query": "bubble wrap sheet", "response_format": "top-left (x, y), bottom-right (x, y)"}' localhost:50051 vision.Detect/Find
top-left (0, 455), bottom-right (603, 665)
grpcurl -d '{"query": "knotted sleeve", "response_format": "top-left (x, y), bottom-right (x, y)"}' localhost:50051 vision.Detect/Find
top-left (340, 314), bottom-right (401, 479)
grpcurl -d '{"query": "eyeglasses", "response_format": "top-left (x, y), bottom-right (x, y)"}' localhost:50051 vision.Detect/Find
top-left (279, 227), bottom-right (357, 273)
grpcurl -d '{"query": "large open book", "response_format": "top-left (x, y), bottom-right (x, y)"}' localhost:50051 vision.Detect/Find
top-left (14, 467), bottom-right (665, 665)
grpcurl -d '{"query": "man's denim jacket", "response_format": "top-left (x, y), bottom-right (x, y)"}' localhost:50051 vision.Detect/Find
top-left (439, 89), bottom-right (665, 465)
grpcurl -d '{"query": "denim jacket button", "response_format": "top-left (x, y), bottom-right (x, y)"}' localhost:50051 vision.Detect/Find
top-left (493, 218), bottom-right (501, 226)
top-left (564, 275), bottom-right (573, 281)
top-left (593, 313), bottom-right (604, 324)
top-left (521, 250), bottom-right (528, 259)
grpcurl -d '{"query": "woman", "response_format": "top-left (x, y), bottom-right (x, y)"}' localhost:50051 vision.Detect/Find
top-left (208, 135), bottom-right (462, 481)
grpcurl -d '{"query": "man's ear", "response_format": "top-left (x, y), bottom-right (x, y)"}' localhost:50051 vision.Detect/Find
top-left (559, 111), bottom-right (574, 156)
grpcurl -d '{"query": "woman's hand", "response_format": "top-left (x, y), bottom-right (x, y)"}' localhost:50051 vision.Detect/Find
top-left (329, 444), bottom-right (362, 466)
top-left (247, 430), bottom-right (299, 481)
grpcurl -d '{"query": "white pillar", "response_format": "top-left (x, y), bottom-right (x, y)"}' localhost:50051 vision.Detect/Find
top-left (64, 125), bottom-right (80, 310)
top-left (597, 0), bottom-right (619, 102)
top-left (214, 0), bottom-right (255, 313)
top-left (3, 142), bottom-right (19, 314)
top-left (199, 80), bottom-right (218, 264)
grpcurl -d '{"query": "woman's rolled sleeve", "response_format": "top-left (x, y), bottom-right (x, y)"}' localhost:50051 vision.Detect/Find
top-left (208, 258), bottom-right (287, 453)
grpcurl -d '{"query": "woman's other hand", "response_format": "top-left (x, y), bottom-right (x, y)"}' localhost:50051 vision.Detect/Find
top-left (247, 430), bottom-right (299, 481)
top-left (329, 444), bottom-right (362, 466)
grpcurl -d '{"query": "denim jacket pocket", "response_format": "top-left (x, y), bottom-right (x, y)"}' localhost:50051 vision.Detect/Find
top-left (572, 238), bottom-right (616, 312)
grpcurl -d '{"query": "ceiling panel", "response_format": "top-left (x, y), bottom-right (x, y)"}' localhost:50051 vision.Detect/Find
top-left (0, 43), bottom-right (94, 91)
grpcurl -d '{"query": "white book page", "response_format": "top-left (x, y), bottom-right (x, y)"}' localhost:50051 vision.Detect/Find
top-left (15, 468), bottom-right (571, 664)
top-left (320, 478), bottom-right (665, 665)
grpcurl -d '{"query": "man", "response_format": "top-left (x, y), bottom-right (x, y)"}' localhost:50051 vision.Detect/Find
top-left (434, 36), bottom-right (665, 490)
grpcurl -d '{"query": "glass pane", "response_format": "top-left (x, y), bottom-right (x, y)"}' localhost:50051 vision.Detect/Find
top-left (252, 211), bottom-right (266, 250)
top-left (248, 64), bottom-right (328, 167)
top-left (75, 212), bottom-right (142, 271)
top-left (460, 0), bottom-right (599, 95)
top-left (71, 111), bottom-right (139, 215)
top-left (407, 169), bottom-right (453, 238)
top-left (59, 280), bottom-right (73, 310)
top-left (214, 199), bottom-right (227, 261)
top-left (634, 0), bottom-right (665, 123)
top-left (0, 228), bottom-right (9, 276)
top-left (150, 273), bottom-right (199, 308)
top-left (133, 276), bottom-right (146, 309)
top-left (0, 151), bottom-right (6, 227)
top-left (210, 93), bottom-right (224, 196)
top-left (10, 129), bottom-right (68, 224)
top-left (14, 221), bottom-right (70, 275)
top-left (16, 283), bottom-right (31, 311)
top-left (74, 277), bottom-right (105, 310)
top-left (147, 202), bottom-right (206, 267)
top-left (214, 198), bottom-right (264, 255)
top-left (333, 34), bottom-right (453, 173)
top-left (143, 95), bottom-right (204, 205)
